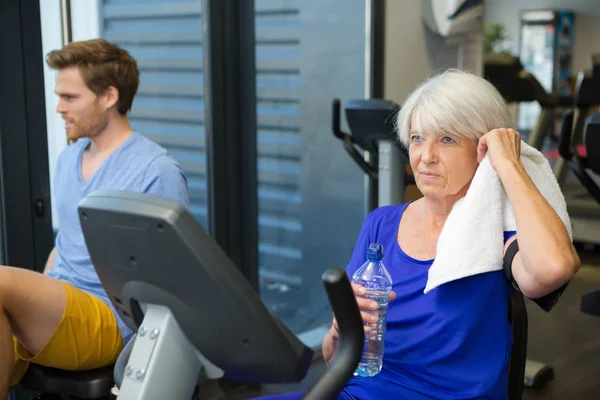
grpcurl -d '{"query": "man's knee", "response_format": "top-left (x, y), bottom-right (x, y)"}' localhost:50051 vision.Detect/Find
top-left (0, 265), bottom-right (63, 310)
top-left (0, 266), bottom-right (20, 308)
top-left (0, 267), bottom-right (67, 356)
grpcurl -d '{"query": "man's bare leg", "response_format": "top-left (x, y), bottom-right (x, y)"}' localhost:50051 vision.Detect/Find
top-left (0, 266), bottom-right (67, 397)
top-left (0, 299), bottom-right (12, 396)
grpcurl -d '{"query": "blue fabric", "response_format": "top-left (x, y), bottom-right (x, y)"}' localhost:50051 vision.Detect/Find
top-left (254, 202), bottom-right (516, 400)
top-left (250, 388), bottom-right (355, 400)
top-left (48, 132), bottom-right (189, 344)
top-left (345, 203), bottom-right (516, 399)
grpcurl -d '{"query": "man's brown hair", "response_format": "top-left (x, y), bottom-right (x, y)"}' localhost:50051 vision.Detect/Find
top-left (46, 39), bottom-right (139, 115)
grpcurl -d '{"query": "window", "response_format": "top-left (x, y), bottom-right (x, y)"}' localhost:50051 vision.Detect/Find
top-left (41, 0), bottom-right (209, 231)
top-left (255, 1), bottom-right (369, 338)
top-left (39, 0), bottom-right (374, 344)
top-left (99, 0), bottom-right (208, 227)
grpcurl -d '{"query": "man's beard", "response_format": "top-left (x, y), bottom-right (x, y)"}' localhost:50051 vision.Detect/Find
top-left (66, 110), bottom-right (107, 141)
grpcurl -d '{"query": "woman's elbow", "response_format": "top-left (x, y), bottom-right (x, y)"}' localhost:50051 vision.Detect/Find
top-left (521, 250), bottom-right (580, 299)
top-left (540, 250), bottom-right (580, 291)
top-left (561, 245), bottom-right (581, 276)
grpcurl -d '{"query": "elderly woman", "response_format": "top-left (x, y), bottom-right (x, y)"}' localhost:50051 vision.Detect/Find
top-left (254, 69), bottom-right (580, 399)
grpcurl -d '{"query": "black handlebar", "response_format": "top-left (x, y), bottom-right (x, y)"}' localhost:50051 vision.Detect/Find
top-left (332, 99), bottom-right (344, 141)
top-left (303, 269), bottom-right (364, 400)
top-left (558, 111), bottom-right (575, 161)
top-left (556, 96), bottom-right (575, 107)
top-left (331, 99), bottom-right (378, 179)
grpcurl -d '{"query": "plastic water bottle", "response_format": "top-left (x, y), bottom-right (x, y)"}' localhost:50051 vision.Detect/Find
top-left (351, 243), bottom-right (392, 377)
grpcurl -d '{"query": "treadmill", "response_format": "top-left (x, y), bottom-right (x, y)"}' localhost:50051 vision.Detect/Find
top-left (553, 53), bottom-right (600, 245)
top-left (77, 190), bottom-right (365, 400)
top-left (564, 113), bottom-right (600, 321)
top-left (483, 53), bottom-right (573, 151)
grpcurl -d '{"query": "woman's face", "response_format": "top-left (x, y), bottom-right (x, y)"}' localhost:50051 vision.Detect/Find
top-left (408, 131), bottom-right (479, 200)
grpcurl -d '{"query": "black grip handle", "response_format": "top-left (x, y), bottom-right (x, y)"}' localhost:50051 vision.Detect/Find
top-left (332, 99), bottom-right (344, 140)
top-left (332, 98), bottom-right (378, 179)
top-left (303, 269), bottom-right (364, 400)
top-left (556, 95), bottom-right (574, 107)
top-left (343, 141), bottom-right (378, 180)
top-left (558, 111), bottom-right (575, 161)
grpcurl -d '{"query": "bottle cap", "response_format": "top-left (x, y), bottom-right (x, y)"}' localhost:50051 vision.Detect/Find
top-left (367, 243), bottom-right (383, 261)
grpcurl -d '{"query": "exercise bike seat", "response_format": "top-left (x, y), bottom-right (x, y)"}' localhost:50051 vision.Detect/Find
top-left (20, 364), bottom-right (114, 399)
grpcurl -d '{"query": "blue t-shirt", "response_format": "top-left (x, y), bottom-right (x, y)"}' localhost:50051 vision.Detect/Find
top-left (340, 202), bottom-right (516, 399)
top-left (48, 132), bottom-right (190, 344)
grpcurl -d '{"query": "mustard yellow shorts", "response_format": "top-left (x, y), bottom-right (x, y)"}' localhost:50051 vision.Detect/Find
top-left (10, 281), bottom-right (123, 389)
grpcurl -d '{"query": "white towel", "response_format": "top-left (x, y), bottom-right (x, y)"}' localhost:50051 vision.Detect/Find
top-left (423, 141), bottom-right (573, 294)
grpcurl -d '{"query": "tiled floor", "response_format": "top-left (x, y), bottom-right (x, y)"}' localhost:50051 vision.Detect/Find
top-left (522, 259), bottom-right (600, 399)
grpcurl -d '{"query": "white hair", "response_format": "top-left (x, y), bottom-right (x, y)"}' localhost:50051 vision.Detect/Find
top-left (395, 69), bottom-right (514, 147)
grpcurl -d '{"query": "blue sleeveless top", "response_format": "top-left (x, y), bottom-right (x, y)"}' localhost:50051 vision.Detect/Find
top-left (342, 202), bottom-right (516, 399)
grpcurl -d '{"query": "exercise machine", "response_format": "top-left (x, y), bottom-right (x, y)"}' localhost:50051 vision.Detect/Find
top-left (483, 53), bottom-right (573, 151)
top-left (558, 112), bottom-right (600, 203)
top-left (564, 113), bottom-right (600, 323)
top-left (81, 190), bottom-right (364, 400)
top-left (331, 98), bottom-right (414, 215)
top-left (18, 191), bottom-right (365, 400)
top-left (553, 54), bottom-right (600, 246)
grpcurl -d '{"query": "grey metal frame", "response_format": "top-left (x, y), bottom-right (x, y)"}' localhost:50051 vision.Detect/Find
top-left (117, 305), bottom-right (224, 400)
top-left (377, 141), bottom-right (406, 207)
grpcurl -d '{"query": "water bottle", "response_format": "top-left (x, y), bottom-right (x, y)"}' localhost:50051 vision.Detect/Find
top-left (351, 242), bottom-right (392, 377)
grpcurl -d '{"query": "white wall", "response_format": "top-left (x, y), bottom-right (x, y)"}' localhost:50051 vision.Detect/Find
top-left (39, 0), bottom-right (100, 230)
top-left (572, 13), bottom-right (600, 74)
top-left (385, 1), bottom-right (442, 103)
top-left (383, 0), bottom-right (484, 104)
top-left (384, 0), bottom-right (484, 200)
top-left (485, 0), bottom-right (600, 75)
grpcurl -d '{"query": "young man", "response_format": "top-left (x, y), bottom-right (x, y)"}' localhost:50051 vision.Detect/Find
top-left (1, 39), bottom-right (189, 397)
